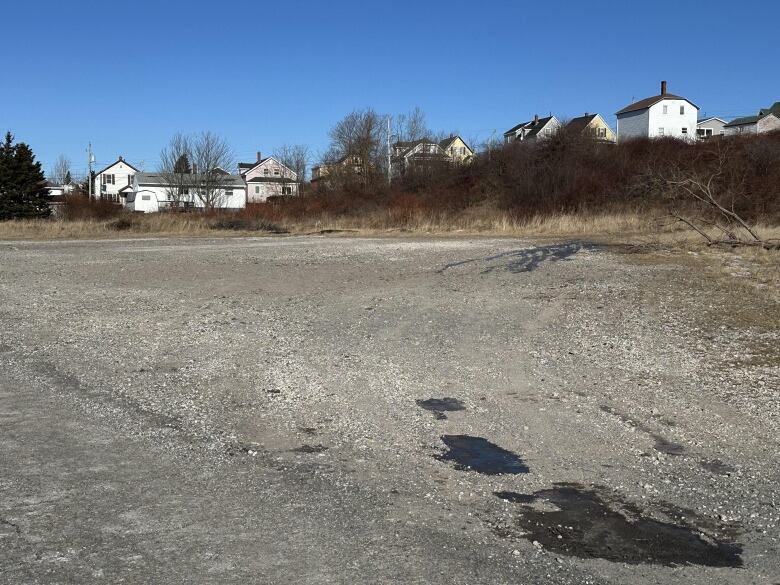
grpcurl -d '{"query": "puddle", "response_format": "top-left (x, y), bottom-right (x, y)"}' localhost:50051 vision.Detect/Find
top-left (494, 483), bottom-right (742, 567)
top-left (416, 398), bottom-right (465, 420)
top-left (292, 444), bottom-right (328, 453)
top-left (435, 435), bottom-right (529, 475)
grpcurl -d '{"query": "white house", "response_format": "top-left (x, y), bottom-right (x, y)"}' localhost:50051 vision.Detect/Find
top-left (616, 81), bottom-right (699, 141)
top-left (126, 172), bottom-right (247, 213)
top-left (723, 102), bottom-right (780, 136)
top-left (696, 117), bottom-right (727, 139)
top-left (503, 115), bottom-right (561, 143)
top-left (238, 153), bottom-right (299, 202)
top-left (93, 156), bottom-right (138, 203)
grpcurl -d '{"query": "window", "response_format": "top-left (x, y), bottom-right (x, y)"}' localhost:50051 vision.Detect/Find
top-left (101, 174), bottom-right (115, 185)
top-left (282, 186), bottom-right (292, 195)
top-left (263, 168), bottom-right (270, 176)
top-left (273, 168), bottom-right (280, 176)
top-left (662, 105), bottom-right (668, 114)
top-left (696, 128), bottom-right (705, 137)
top-left (141, 195), bottom-right (150, 201)
top-left (658, 128), bottom-right (665, 136)
top-left (255, 186), bottom-right (260, 194)
top-left (596, 127), bottom-right (607, 138)
top-left (225, 189), bottom-right (233, 197)
top-left (681, 127), bottom-right (688, 134)
top-left (680, 105), bottom-right (685, 115)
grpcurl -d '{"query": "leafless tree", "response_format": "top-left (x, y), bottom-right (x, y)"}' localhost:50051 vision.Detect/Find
top-left (274, 144), bottom-right (310, 194)
top-left (189, 131), bottom-right (235, 210)
top-left (393, 107), bottom-right (431, 142)
top-left (326, 108), bottom-right (387, 184)
top-left (50, 155), bottom-right (72, 186)
top-left (663, 146), bottom-right (777, 249)
top-left (158, 133), bottom-right (193, 208)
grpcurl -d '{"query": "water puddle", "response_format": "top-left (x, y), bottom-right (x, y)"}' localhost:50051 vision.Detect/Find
top-left (494, 483), bottom-right (742, 567)
top-left (416, 398), bottom-right (465, 420)
top-left (435, 435), bottom-right (529, 475)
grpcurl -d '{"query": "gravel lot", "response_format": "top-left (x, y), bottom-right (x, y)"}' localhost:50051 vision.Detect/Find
top-left (1, 235), bottom-right (778, 584)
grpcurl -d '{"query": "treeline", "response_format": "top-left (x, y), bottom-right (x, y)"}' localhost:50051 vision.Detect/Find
top-left (275, 129), bottom-right (780, 225)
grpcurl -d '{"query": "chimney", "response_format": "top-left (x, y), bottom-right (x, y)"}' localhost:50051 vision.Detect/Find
top-left (661, 80), bottom-right (667, 95)
top-left (256, 151), bottom-right (262, 162)
top-left (584, 112), bottom-right (589, 117)
top-left (118, 155), bottom-right (123, 161)
top-left (534, 114), bottom-right (539, 124)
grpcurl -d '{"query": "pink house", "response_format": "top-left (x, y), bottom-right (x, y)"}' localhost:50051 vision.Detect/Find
top-left (238, 152), bottom-right (299, 202)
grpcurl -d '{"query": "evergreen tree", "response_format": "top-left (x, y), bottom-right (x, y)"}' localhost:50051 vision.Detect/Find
top-left (0, 132), bottom-right (50, 219)
top-left (174, 153), bottom-right (192, 174)
top-left (64, 170), bottom-right (72, 185)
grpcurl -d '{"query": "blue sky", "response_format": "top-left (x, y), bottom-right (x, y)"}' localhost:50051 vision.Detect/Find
top-left (1, 0), bottom-right (777, 178)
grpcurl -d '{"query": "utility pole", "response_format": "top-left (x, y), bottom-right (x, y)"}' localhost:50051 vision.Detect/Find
top-left (387, 116), bottom-right (393, 185)
top-left (87, 142), bottom-right (94, 199)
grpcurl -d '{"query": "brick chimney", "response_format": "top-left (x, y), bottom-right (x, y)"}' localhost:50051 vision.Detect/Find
top-left (661, 80), bottom-right (667, 95)
top-left (256, 151), bottom-right (262, 162)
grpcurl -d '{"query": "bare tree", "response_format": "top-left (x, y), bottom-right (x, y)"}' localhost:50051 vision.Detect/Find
top-left (50, 155), bottom-right (71, 186)
top-left (274, 143), bottom-right (310, 194)
top-left (393, 107), bottom-right (431, 142)
top-left (189, 131), bottom-right (235, 210)
top-left (663, 146), bottom-right (777, 249)
top-left (327, 108), bottom-right (387, 184)
top-left (159, 133), bottom-right (192, 208)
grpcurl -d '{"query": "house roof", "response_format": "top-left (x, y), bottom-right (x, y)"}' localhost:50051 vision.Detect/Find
top-left (246, 176), bottom-right (297, 183)
top-left (94, 157), bottom-right (139, 176)
top-left (239, 159), bottom-right (269, 171)
top-left (759, 101), bottom-right (780, 116)
top-left (135, 172), bottom-right (245, 187)
top-left (697, 117), bottom-right (727, 125)
top-left (565, 114), bottom-right (599, 134)
top-left (724, 115), bottom-right (760, 127)
top-left (438, 135), bottom-right (473, 153)
top-left (503, 116), bottom-right (556, 137)
top-left (616, 93), bottom-right (698, 115)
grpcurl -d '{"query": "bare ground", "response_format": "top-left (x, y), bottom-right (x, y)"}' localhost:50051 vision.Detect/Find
top-left (0, 236), bottom-right (778, 584)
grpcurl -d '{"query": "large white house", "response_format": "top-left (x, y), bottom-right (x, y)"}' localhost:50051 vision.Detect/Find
top-left (616, 81), bottom-right (698, 141)
top-left (126, 172), bottom-right (247, 213)
top-left (93, 156), bottom-right (138, 203)
top-left (238, 153), bottom-right (299, 202)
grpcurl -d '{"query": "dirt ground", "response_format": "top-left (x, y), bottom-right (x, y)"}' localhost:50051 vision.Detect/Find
top-left (0, 235), bottom-right (777, 584)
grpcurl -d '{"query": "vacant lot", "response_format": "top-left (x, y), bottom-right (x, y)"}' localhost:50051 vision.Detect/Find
top-left (1, 236), bottom-right (778, 584)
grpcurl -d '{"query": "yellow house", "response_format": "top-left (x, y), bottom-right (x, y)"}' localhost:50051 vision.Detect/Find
top-left (565, 113), bottom-right (616, 143)
top-left (439, 136), bottom-right (474, 163)
top-left (311, 155), bottom-right (366, 182)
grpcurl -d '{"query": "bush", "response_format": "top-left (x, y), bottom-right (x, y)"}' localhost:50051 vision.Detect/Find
top-left (61, 195), bottom-right (124, 221)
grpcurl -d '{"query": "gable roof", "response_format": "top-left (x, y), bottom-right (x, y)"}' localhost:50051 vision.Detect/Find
top-left (503, 116), bottom-right (556, 137)
top-left (94, 157), bottom-right (139, 176)
top-left (724, 115), bottom-right (759, 127)
top-left (565, 114), bottom-right (599, 134)
top-left (616, 93), bottom-right (698, 115)
top-left (238, 156), bottom-right (296, 177)
top-left (438, 135), bottom-right (473, 153)
top-left (697, 117), bottom-right (727, 125)
top-left (759, 101), bottom-right (780, 116)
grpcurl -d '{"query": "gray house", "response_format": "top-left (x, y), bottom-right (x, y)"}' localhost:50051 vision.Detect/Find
top-left (724, 102), bottom-right (780, 136)
top-left (696, 117), bottom-right (727, 139)
top-left (503, 115), bottom-right (561, 143)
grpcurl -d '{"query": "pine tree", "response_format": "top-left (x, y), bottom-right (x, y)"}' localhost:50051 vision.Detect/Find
top-left (174, 153), bottom-right (192, 174)
top-left (0, 132), bottom-right (50, 219)
top-left (64, 170), bottom-right (72, 185)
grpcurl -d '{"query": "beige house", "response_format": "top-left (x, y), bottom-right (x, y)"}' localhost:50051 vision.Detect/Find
top-left (438, 135), bottom-right (474, 163)
top-left (565, 113), bottom-right (616, 142)
top-left (311, 155), bottom-right (366, 183)
top-left (238, 153), bottom-right (299, 202)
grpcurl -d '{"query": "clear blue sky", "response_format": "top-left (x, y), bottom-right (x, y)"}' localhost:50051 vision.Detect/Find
top-left (1, 0), bottom-right (777, 178)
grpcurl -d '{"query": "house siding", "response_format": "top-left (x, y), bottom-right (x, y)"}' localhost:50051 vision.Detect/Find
top-left (94, 160), bottom-right (136, 202)
top-left (757, 114), bottom-right (780, 134)
top-left (616, 109), bottom-right (649, 141)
